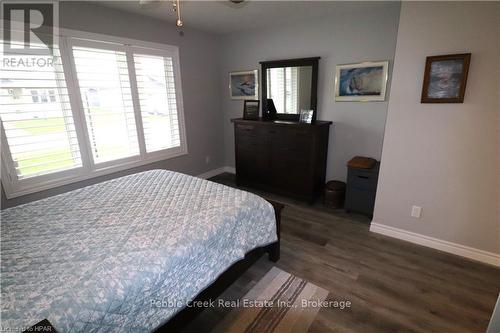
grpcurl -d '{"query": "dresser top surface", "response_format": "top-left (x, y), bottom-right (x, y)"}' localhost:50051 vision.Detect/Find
top-left (231, 118), bottom-right (333, 127)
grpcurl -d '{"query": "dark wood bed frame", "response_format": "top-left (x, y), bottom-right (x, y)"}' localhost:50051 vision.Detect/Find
top-left (25, 200), bottom-right (283, 333)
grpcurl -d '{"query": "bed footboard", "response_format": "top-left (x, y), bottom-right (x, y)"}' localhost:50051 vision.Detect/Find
top-left (266, 199), bottom-right (283, 262)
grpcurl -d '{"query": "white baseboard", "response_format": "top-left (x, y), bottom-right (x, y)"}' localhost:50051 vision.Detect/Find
top-left (370, 222), bottom-right (500, 267)
top-left (196, 166), bottom-right (235, 179)
top-left (224, 166), bottom-right (236, 174)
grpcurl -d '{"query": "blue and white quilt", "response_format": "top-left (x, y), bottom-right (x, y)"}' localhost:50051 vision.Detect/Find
top-left (1, 170), bottom-right (277, 332)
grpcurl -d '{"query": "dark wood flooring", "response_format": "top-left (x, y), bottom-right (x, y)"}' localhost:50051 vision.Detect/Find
top-left (182, 173), bottom-right (500, 333)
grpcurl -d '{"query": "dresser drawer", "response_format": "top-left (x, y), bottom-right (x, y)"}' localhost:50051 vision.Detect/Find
top-left (270, 155), bottom-right (311, 193)
top-left (235, 124), bottom-right (263, 137)
top-left (237, 134), bottom-right (264, 148)
top-left (271, 127), bottom-right (312, 151)
top-left (281, 127), bottom-right (313, 140)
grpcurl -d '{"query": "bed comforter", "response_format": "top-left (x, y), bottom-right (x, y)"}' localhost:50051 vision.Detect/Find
top-left (0, 170), bottom-right (277, 332)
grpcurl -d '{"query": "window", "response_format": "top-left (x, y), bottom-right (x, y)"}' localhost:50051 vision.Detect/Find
top-left (134, 53), bottom-right (180, 152)
top-left (40, 91), bottom-right (48, 103)
top-left (30, 89), bottom-right (58, 104)
top-left (0, 47), bottom-right (82, 180)
top-left (48, 90), bottom-right (56, 102)
top-left (72, 45), bottom-right (139, 164)
top-left (1, 32), bottom-right (186, 198)
top-left (30, 90), bottom-right (39, 103)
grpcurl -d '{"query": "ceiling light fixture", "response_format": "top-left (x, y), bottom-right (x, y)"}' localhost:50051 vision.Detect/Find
top-left (172, 0), bottom-right (183, 27)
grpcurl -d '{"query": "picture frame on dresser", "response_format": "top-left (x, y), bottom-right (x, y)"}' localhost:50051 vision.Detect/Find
top-left (299, 110), bottom-right (314, 124)
top-left (243, 100), bottom-right (260, 120)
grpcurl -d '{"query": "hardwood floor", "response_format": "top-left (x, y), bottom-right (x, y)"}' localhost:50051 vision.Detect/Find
top-left (182, 173), bottom-right (500, 333)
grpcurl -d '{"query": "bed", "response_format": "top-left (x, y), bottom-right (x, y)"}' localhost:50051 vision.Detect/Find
top-left (0, 169), bottom-right (281, 332)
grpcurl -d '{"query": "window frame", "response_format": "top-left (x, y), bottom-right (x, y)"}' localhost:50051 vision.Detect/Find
top-left (1, 28), bottom-right (188, 199)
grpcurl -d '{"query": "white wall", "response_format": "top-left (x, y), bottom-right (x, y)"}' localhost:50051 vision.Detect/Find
top-left (219, 2), bottom-right (401, 182)
top-left (373, 2), bottom-right (500, 257)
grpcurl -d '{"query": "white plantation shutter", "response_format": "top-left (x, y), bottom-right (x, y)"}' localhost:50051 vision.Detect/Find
top-left (285, 67), bottom-right (299, 114)
top-left (1, 32), bottom-right (186, 198)
top-left (72, 45), bottom-right (140, 163)
top-left (267, 68), bottom-right (285, 113)
top-left (0, 44), bottom-right (82, 179)
top-left (267, 67), bottom-right (298, 114)
top-left (133, 53), bottom-right (180, 152)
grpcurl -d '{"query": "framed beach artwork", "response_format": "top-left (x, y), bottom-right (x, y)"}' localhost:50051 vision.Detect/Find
top-left (421, 53), bottom-right (471, 103)
top-left (334, 61), bottom-right (389, 102)
top-left (229, 70), bottom-right (258, 100)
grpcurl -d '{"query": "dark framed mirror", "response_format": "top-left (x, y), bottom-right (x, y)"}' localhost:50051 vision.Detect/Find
top-left (260, 57), bottom-right (319, 122)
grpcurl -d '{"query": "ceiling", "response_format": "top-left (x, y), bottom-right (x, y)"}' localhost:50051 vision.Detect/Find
top-left (98, 1), bottom-right (389, 35)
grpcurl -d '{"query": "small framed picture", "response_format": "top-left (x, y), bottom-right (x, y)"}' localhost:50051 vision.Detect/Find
top-left (229, 70), bottom-right (258, 100)
top-left (299, 110), bottom-right (313, 124)
top-left (243, 100), bottom-right (260, 120)
top-left (334, 61), bottom-right (389, 102)
top-left (421, 53), bottom-right (471, 103)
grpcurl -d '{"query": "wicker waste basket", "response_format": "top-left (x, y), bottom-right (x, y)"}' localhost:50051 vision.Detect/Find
top-left (324, 180), bottom-right (346, 208)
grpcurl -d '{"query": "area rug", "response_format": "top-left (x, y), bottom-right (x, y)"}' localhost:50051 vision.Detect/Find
top-left (213, 267), bottom-right (328, 333)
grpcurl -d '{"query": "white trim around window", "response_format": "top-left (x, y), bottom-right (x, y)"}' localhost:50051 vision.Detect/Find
top-left (1, 28), bottom-right (188, 199)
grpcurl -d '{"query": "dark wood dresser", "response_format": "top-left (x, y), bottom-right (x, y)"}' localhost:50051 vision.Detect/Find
top-left (232, 118), bottom-right (332, 203)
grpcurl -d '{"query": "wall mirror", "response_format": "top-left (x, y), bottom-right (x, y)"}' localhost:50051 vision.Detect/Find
top-left (260, 57), bottom-right (319, 122)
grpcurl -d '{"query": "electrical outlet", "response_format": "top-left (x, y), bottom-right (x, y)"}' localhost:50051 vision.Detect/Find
top-left (205, 155), bottom-right (211, 164)
top-left (411, 205), bottom-right (422, 218)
